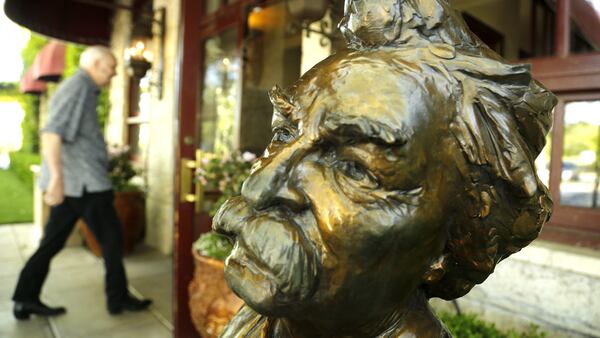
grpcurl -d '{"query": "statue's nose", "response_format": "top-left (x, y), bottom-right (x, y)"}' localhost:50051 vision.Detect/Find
top-left (241, 148), bottom-right (308, 212)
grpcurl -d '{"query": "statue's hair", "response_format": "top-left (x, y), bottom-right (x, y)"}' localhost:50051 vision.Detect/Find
top-left (339, 0), bottom-right (557, 299)
top-left (79, 45), bottom-right (114, 69)
top-left (422, 54), bottom-right (555, 299)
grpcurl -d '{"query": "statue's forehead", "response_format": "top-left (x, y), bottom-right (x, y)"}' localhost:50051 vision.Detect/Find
top-left (286, 54), bottom-right (430, 136)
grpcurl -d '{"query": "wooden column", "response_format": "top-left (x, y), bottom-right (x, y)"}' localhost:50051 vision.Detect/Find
top-left (555, 0), bottom-right (571, 57)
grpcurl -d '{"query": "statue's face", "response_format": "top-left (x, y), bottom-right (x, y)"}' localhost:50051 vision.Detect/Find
top-left (214, 50), bottom-right (462, 321)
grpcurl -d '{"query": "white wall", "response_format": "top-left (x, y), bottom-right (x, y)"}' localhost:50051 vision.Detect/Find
top-left (107, 2), bottom-right (132, 146)
top-left (141, 0), bottom-right (181, 254)
top-left (431, 241), bottom-right (600, 337)
top-left (301, 11), bottom-right (334, 75)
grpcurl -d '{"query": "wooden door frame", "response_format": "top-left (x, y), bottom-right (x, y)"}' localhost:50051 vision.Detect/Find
top-left (174, 1), bottom-right (202, 337)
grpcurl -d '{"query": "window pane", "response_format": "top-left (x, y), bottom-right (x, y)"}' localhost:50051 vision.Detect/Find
top-left (199, 28), bottom-right (239, 153)
top-left (535, 133), bottom-right (552, 189)
top-left (128, 123), bottom-right (149, 169)
top-left (205, 0), bottom-right (220, 14)
top-left (560, 101), bottom-right (600, 208)
top-left (240, 2), bottom-right (302, 154)
top-left (137, 74), bottom-right (152, 120)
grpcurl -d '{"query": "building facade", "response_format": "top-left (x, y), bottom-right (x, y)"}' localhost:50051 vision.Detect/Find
top-left (6, 0), bottom-right (600, 337)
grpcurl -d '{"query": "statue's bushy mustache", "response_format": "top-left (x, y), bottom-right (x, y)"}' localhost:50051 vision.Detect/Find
top-left (213, 197), bottom-right (319, 306)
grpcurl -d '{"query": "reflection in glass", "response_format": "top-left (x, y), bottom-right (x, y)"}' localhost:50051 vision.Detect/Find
top-left (200, 29), bottom-right (239, 153)
top-left (239, 2), bottom-right (302, 153)
top-left (560, 101), bottom-right (600, 208)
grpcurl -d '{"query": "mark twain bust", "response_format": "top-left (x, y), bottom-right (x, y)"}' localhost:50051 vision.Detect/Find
top-left (213, 0), bottom-right (557, 337)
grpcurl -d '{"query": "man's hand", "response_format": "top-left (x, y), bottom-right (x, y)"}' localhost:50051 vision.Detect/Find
top-left (44, 176), bottom-right (64, 206)
top-left (42, 132), bottom-right (64, 206)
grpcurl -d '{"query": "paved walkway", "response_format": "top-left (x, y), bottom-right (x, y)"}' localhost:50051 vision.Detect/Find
top-left (0, 223), bottom-right (173, 338)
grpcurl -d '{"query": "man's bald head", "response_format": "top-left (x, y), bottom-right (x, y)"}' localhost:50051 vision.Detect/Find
top-left (79, 46), bottom-right (114, 68)
top-left (79, 46), bottom-right (116, 87)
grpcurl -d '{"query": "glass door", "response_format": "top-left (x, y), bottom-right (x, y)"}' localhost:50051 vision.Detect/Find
top-left (198, 28), bottom-right (240, 153)
top-left (174, 1), bottom-right (245, 337)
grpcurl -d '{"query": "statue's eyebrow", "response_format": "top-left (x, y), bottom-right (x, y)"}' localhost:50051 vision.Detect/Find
top-left (268, 85), bottom-right (296, 118)
top-left (321, 113), bottom-right (410, 145)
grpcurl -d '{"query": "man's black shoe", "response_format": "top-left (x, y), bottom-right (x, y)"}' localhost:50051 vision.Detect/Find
top-left (108, 295), bottom-right (152, 315)
top-left (13, 301), bottom-right (66, 320)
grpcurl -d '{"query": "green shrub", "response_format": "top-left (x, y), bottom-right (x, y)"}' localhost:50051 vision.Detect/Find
top-left (438, 312), bottom-right (547, 338)
top-left (193, 232), bottom-right (233, 261)
top-left (8, 152), bottom-right (41, 191)
top-left (19, 94), bottom-right (41, 153)
top-left (19, 33), bottom-right (48, 154)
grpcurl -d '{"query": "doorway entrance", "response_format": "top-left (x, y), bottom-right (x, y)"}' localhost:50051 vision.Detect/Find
top-left (173, 1), bottom-right (304, 336)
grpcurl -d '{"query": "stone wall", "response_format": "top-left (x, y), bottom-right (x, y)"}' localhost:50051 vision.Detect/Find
top-left (140, 0), bottom-right (181, 254)
top-left (431, 241), bottom-right (600, 337)
top-left (106, 0), bottom-right (179, 254)
top-left (106, 2), bottom-right (132, 147)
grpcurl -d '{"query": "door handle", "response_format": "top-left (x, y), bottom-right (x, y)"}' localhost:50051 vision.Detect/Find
top-left (180, 157), bottom-right (196, 203)
top-left (179, 151), bottom-right (205, 213)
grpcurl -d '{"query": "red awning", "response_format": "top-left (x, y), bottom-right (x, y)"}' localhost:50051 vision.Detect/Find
top-left (32, 41), bottom-right (66, 82)
top-left (3, 0), bottom-right (115, 45)
top-left (20, 67), bottom-right (48, 95)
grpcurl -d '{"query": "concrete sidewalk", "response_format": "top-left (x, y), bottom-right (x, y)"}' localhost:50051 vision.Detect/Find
top-left (0, 223), bottom-right (173, 338)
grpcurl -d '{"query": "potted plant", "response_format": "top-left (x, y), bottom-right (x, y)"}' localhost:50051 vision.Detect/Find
top-left (79, 145), bottom-right (145, 256)
top-left (188, 151), bottom-right (255, 338)
top-left (189, 232), bottom-right (243, 338)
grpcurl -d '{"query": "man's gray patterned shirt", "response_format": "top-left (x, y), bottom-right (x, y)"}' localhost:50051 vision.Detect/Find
top-left (39, 69), bottom-right (112, 197)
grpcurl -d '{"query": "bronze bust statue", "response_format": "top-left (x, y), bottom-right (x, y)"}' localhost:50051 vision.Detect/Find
top-left (214, 0), bottom-right (557, 337)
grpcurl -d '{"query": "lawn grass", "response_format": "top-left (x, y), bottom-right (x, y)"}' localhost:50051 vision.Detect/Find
top-left (0, 169), bottom-right (33, 224)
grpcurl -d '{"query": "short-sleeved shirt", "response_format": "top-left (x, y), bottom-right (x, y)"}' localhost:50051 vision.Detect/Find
top-left (39, 69), bottom-right (112, 197)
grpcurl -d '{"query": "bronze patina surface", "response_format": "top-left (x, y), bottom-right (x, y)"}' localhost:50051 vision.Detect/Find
top-left (213, 0), bottom-right (557, 337)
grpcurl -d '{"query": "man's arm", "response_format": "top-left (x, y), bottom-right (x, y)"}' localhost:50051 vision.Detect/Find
top-left (42, 132), bottom-right (64, 206)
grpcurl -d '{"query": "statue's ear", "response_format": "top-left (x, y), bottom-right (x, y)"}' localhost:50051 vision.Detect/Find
top-left (422, 255), bottom-right (447, 284)
top-left (465, 189), bottom-right (492, 219)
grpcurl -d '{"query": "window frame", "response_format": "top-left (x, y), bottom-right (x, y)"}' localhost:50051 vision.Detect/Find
top-left (540, 92), bottom-right (600, 248)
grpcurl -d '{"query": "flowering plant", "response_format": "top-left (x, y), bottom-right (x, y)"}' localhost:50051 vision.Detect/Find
top-left (196, 151), bottom-right (256, 216)
top-left (107, 145), bottom-right (143, 192)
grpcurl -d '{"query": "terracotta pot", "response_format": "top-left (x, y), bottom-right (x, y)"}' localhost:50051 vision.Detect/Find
top-left (189, 250), bottom-right (244, 338)
top-left (79, 191), bottom-right (145, 257)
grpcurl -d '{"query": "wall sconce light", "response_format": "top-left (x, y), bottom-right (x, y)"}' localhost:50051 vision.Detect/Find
top-left (285, 0), bottom-right (336, 47)
top-left (125, 6), bottom-right (166, 99)
top-left (125, 38), bottom-right (152, 78)
top-left (286, 0), bottom-right (328, 22)
top-left (247, 6), bottom-right (285, 32)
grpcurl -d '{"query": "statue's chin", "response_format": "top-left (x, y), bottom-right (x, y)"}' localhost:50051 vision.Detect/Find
top-left (224, 243), bottom-right (316, 316)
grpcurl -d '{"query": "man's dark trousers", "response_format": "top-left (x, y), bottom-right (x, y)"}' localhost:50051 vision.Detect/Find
top-left (12, 190), bottom-right (128, 308)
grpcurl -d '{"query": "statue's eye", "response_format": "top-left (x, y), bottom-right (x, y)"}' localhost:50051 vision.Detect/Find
top-left (337, 160), bottom-right (368, 181)
top-left (272, 127), bottom-right (295, 144)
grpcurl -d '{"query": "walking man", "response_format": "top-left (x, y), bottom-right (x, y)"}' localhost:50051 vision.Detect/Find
top-left (12, 46), bottom-right (152, 319)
